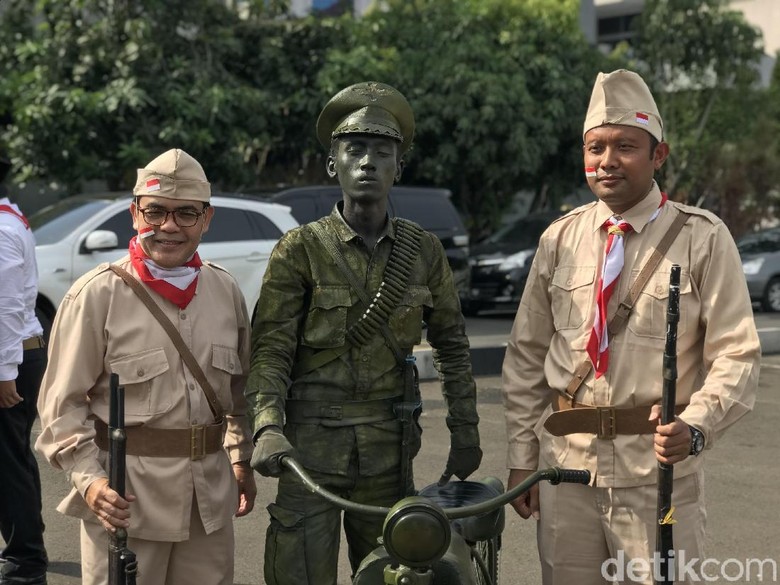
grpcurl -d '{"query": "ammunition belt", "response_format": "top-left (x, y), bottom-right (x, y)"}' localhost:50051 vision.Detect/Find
top-left (94, 419), bottom-right (225, 460)
top-left (285, 396), bottom-right (401, 428)
top-left (347, 219), bottom-right (424, 347)
top-left (544, 394), bottom-right (687, 439)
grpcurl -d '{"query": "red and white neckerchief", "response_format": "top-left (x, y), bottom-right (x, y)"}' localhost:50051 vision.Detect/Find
top-left (128, 235), bottom-right (202, 309)
top-left (586, 193), bottom-right (668, 378)
top-left (0, 201), bottom-right (30, 229)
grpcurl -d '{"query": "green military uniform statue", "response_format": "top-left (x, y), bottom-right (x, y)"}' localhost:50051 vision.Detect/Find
top-left (247, 81), bottom-right (482, 585)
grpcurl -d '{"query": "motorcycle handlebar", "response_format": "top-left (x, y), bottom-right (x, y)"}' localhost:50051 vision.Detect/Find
top-left (279, 456), bottom-right (590, 520)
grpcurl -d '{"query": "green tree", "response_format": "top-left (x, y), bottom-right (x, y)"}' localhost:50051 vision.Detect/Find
top-left (318, 0), bottom-right (606, 236)
top-left (632, 0), bottom-right (771, 233)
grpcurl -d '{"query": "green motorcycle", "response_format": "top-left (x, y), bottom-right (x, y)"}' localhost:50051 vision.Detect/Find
top-left (280, 456), bottom-right (590, 585)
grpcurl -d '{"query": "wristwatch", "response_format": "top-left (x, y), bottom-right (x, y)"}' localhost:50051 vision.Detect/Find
top-left (689, 425), bottom-right (705, 456)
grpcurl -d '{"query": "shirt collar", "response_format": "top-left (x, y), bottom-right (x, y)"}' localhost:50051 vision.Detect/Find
top-left (594, 181), bottom-right (663, 234)
top-left (328, 200), bottom-right (394, 242)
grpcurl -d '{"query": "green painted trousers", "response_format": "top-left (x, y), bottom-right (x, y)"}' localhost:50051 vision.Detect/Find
top-left (263, 454), bottom-right (414, 585)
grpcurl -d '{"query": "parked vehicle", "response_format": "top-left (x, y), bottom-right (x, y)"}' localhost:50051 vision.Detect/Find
top-left (30, 193), bottom-right (299, 338)
top-left (738, 226), bottom-right (780, 312)
top-left (267, 185), bottom-right (471, 300)
top-left (464, 210), bottom-right (563, 315)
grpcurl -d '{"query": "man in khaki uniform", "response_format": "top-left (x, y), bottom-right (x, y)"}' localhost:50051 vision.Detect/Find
top-left (503, 70), bottom-right (760, 585)
top-left (35, 149), bottom-right (257, 585)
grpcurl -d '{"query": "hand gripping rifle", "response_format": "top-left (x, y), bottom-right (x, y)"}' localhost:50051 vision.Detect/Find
top-left (108, 373), bottom-right (138, 585)
top-left (655, 264), bottom-right (680, 585)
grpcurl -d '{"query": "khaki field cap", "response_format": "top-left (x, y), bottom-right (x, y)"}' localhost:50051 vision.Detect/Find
top-left (316, 81), bottom-right (415, 154)
top-left (133, 148), bottom-right (211, 203)
top-left (583, 69), bottom-right (663, 142)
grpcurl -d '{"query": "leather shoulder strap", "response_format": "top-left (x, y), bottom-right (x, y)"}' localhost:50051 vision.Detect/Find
top-left (563, 209), bottom-right (691, 403)
top-left (108, 264), bottom-right (225, 422)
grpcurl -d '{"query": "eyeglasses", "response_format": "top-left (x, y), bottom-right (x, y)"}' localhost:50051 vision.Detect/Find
top-left (137, 206), bottom-right (207, 227)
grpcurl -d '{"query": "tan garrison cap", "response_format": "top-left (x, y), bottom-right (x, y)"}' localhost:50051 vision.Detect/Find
top-left (133, 149), bottom-right (211, 203)
top-left (583, 69), bottom-right (663, 142)
top-left (316, 82), bottom-right (415, 153)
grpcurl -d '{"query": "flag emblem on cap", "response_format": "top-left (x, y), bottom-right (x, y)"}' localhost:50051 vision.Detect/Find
top-left (139, 227), bottom-right (155, 239)
top-left (585, 167), bottom-right (598, 178)
top-left (146, 178), bottom-right (161, 192)
top-left (636, 112), bottom-right (649, 125)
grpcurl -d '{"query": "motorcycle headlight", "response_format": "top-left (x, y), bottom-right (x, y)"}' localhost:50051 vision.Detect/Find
top-left (742, 257), bottom-right (764, 275)
top-left (382, 496), bottom-right (451, 567)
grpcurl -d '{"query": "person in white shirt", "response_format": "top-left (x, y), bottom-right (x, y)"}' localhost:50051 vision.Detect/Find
top-left (0, 188), bottom-right (48, 585)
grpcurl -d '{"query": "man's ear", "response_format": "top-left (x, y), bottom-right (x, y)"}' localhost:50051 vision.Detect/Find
top-left (130, 201), bottom-right (140, 231)
top-left (394, 159), bottom-right (404, 183)
top-left (653, 141), bottom-right (670, 171)
top-left (326, 155), bottom-right (337, 179)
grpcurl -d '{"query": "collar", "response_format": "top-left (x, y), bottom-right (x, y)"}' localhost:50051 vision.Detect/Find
top-left (594, 181), bottom-right (663, 234)
top-left (328, 200), bottom-right (394, 243)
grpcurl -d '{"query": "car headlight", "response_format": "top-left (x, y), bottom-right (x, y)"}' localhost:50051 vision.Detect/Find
top-left (498, 249), bottom-right (534, 271)
top-left (742, 257), bottom-right (765, 275)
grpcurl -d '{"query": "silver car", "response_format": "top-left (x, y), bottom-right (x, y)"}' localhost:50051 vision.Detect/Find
top-left (739, 226), bottom-right (780, 312)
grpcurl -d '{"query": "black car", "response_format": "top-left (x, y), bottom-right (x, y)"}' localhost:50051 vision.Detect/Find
top-left (464, 210), bottom-right (563, 315)
top-left (268, 185), bottom-right (471, 300)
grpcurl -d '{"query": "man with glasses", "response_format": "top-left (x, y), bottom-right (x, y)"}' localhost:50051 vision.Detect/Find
top-left (36, 149), bottom-right (257, 585)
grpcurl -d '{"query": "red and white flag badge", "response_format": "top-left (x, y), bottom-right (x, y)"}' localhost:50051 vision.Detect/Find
top-left (139, 227), bottom-right (155, 239)
top-left (636, 112), bottom-right (649, 125)
top-left (145, 178), bottom-right (161, 192)
top-left (585, 167), bottom-right (598, 178)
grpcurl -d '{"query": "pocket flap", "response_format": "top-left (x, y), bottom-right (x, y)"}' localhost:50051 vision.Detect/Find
top-left (110, 348), bottom-right (169, 384)
top-left (637, 270), bottom-right (692, 300)
top-left (401, 285), bottom-right (433, 308)
top-left (267, 503), bottom-right (304, 528)
top-left (212, 345), bottom-right (242, 375)
top-left (552, 266), bottom-right (595, 291)
top-left (311, 286), bottom-right (352, 309)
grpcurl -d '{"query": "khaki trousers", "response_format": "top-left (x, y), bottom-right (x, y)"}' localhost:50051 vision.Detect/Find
top-left (538, 470), bottom-right (706, 585)
top-left (80, 498), bottom-right (234, 585)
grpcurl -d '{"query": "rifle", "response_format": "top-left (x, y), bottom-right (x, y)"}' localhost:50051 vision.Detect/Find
top-left (108, 373), bottom-right (138, 585)
top-left (655, 264), bottom-right (681, 585)
top-left (396, 354), bottom-right (422, 500)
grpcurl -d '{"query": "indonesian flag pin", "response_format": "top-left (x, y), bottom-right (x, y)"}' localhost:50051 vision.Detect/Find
top-left (139, 227), bottom-right (155, 239)
top-left (585, 167), bottom-right (598, 178)
top-left (636, 112), bottom-right (649, 125)
top-left (146, 178), bottom-right (161, 192)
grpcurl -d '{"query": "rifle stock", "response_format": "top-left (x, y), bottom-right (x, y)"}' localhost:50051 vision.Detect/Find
top-left (655, 264), bottom-right (681, 585)
top-left (108, 373), bottom-right (138, 585)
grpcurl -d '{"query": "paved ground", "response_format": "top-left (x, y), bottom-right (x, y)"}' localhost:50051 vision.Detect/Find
top-left (16, 353), bottom-right (780, 584)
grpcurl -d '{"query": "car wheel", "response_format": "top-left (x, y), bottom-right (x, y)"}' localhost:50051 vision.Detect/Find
top-left (762, 277), bottom-right (780, 312)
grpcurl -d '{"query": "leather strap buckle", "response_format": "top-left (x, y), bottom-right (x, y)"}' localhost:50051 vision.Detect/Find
top-left (597, 407), bottom-right (616, 440)
top-left (320, 405), bottom-right (343, 420)
top-left (190, 425), bottom-right (207, 460)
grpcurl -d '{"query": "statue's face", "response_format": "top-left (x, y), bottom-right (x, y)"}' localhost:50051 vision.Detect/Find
top-left (327, 135), bottom-right (403, 204)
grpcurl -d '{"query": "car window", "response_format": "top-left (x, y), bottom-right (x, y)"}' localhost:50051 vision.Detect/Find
top-left (247, 210), bottom-right (284, 240)
top-left (31, 200), bottom-right (113, 245)
top-left (390, 194), bottom-right (463, 231)
top-left (738, 229), bottom-right (780, 254)
top-left (201, 207), bottom-right (256, 243)
top-left (284, 196), bottom-right (319, 224)
top-left (96, 209), bottom-right (136, 249)
top-left (487, 214), bottom-right (560, 249)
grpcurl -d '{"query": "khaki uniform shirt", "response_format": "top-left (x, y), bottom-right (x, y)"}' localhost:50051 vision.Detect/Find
top-left (36, 257), bottom-right (253, 541)
top-left (503, 184), bottom-right (760, 487)
top-left (247, 206), bottom-right (479, 476)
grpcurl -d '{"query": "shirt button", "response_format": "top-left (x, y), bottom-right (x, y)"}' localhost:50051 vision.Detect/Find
top-left (188, 383), bottom-right (195, 391)
top-left (192, 419), bottom-right (198, 425)
top-left (228, 363), bottom-right (234, 370)
top-left (181, 313), bottom-right (187, 320)
top-left (656, 285), bottom-right (664, 293)
top-left (567, 279), bottom-right (573, 286)
top-left (362, 356), bottom-right (369, 362)
top-left (137, 368), bottom-right (144, 376)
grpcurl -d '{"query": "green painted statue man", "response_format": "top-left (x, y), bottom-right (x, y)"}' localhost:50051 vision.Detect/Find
top-left (246, 81), bottom-right (482, 584)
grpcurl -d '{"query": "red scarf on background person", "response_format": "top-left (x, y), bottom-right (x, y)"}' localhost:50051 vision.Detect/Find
top-left (128, 236), bottom-right (202, 309)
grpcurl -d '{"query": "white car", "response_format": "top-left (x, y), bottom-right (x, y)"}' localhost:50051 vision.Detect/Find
top-left (30, 193), bottom-right (298, 336)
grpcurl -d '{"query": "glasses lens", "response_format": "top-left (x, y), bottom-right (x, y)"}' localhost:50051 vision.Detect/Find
top-left (174, 211), bottom-right (200, 227)
top-left (142, 209), bottom-right (167, 225)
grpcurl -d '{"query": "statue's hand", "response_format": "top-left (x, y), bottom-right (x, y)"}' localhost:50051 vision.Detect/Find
top-left (250, 426), bottom-right (294, 478)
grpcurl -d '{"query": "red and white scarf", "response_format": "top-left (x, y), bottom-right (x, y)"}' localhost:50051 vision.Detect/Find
top-left (128, 236), bottom-right (202, 309)
top-left (0, 200), bottom-right (30, 229)
top-left (586, 194), bottom-right (667, 378)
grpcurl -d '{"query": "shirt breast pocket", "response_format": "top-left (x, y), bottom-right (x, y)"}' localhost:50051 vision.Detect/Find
top-left (302, 285), bottom-right (352, 349)
top-left (627, 269), bottom-right (691, 342)
top-left (550, 266), bottom-right (595, 331)
top-left (389, 285), bottom-right (433, 348)
top-left (211, 345), bottom-right (242, 404)
top-left (109, 348), bottom-right (171, 416)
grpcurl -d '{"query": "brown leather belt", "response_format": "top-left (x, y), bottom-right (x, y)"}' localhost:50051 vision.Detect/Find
top-left (544, 394), bottom-right (687, 439)
top-left (22, 336), bottom-right (46, 351)
top-left (285, 397), bottom-right (400, 427)
top-left (94, 419), bottom-right (225, 460)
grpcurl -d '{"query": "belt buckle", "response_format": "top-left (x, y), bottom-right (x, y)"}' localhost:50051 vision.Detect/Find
top-left (320, 405), bottom-right (343, 420)
top-left (596, 407), bottom-right (616, 440)
top-left (190, 425), bottom-right (207, 460)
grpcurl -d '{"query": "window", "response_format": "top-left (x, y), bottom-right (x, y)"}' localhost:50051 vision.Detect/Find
top-left (201, 207), bottom-right (256, 243)
top-left (97, 210), bottom-right (136, 249)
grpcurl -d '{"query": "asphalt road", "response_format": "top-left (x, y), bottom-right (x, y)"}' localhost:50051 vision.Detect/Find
top-left (10, 311), bottom-right (780, 584)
